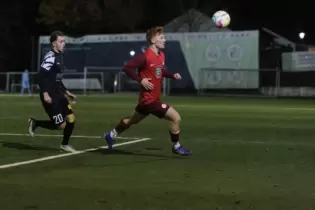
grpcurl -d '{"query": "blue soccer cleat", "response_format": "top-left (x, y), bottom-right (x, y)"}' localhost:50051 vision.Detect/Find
top-left (172, 145), bottom-right (192, 156)
top-left (104, 132), bottom-right (114, 149)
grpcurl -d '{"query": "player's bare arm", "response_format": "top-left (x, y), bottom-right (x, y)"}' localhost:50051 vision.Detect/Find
top-left (66, 91), bottom-right (76, 100)
top-left (43, 92), bottom-right (52, 104)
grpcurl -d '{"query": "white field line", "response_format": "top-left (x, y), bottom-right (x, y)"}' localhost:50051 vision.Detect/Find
top-left (0, 133), bottom-right (138, 140)
top-left (0, 137), bottom-right (151, 169)
top-left (0, 133), bottom-right (313, 146)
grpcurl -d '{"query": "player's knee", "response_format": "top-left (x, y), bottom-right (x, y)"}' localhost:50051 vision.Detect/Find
top-left (166, 108), bottom-right (181, 124)
top-left (169, 114), bottom-right (180, 134)
top-left (172, 114), bottom-right (181, 125)
top-left (59, 122), bottom-right (67, 129)
top-left (67, 114), bottom-right (75, 123)
top-left (129, 115), bottom-right (145, 125)
top-left (123, 116), bottom-right (141, 125)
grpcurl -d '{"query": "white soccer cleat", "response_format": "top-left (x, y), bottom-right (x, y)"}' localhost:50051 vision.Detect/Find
top-left (28, 118), bottom-right (35, 137)
top-left (60, 145), bottom-right (77, 153)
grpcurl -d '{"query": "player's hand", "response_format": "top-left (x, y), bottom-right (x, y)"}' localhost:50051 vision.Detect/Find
top-left (174, 73), bottom-right (181, 80)
top-left (67, 92), bottom-right (76, 100)
top-left (43, 92), bottom-right (52, 104)
top-left (66, 92), bottom-right (76, 104)
top-left (141, 78), bottom-right (154, 90)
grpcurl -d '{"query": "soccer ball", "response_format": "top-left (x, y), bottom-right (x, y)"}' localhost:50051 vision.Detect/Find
top-left (212, 10), bottom-right (230, 28)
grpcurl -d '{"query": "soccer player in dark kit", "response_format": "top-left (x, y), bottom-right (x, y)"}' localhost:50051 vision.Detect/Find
top-left (28, 31), bottom-right (77, 153)
top-left (104, 27), bottom-right (192, 156)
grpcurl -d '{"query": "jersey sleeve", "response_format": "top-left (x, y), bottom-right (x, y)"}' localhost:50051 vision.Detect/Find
top-left (41, 54), bottom-right (55, 71)
top-left (38, 54), bottom-right (55, 92)
top-left (123, 54), bottom-right (146, 83)
top-left (58, 81), bottom-right (68, 93)
top-left (162, 67), bottom-right (176, 79)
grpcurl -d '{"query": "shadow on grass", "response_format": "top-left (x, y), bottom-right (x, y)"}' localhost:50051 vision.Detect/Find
top-left (93, 148), bottom-right (182, 159)
top-left (0, 141), bottom-right (59, 152)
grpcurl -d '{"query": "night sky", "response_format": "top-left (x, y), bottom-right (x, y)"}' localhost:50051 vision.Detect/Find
top-left (230, 0), bottom-right (314, 43)
top-left (0, 0), bottom-right (312, 71)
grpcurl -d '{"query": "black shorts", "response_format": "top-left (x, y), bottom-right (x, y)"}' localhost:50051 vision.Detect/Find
top-left (40, 93), bottom-right (73, 125)
top-left (135, 101), bottom-right (170, 118)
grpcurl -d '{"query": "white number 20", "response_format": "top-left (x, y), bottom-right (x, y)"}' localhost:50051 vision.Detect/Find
top-left (53, 114), bottom-right (63, 124)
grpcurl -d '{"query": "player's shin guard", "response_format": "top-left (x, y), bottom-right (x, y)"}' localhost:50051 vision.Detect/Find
top-left (114, 119), bottom-right (130, 134)
top-left (62, 122), bottom-right (74, 145)
top-left (36, 120), bottom-right (58, 130)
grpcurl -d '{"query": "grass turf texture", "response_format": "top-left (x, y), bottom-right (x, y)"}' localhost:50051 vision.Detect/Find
top-left (1, 94), bottom-right (315, 209)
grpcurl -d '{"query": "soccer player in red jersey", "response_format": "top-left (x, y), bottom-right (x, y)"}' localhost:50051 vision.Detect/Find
top-left (104, 27), bottom-right (192, 156)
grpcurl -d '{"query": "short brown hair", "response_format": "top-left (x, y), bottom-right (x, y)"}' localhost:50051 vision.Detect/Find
top-left (50, 30), bottom-right (64, 44)
top-left (146, 27), bottom-right (164, 44)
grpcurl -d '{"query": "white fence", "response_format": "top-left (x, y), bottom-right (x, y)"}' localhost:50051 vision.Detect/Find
top-left (0, 69), bottom-right (170, 96)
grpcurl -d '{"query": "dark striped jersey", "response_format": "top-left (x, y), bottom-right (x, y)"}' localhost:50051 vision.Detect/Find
top-left (38, 50), bottom-right (68, 95)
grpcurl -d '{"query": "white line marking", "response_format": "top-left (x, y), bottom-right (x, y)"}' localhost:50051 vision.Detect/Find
top-left (0, 133), bottom-right (313, 146)
top-left (0, 137), bottom-right (151, 169)
top-left (1, 132), bottom-right (313, 147)
top-left (0, 133), bottom-right (138, 140)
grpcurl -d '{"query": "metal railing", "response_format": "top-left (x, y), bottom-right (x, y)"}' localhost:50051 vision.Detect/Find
top-left (2, 68), bottom-right (315, 97)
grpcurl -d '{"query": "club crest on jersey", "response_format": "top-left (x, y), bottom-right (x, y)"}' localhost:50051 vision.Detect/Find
top-left (56, 73), bottom-right (63, 80)
top-left (155, 66), bottom-right (162, 78)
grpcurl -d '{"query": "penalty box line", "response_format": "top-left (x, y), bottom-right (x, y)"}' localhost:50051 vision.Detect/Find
top-left (0, 133), bottom-right (139, 140)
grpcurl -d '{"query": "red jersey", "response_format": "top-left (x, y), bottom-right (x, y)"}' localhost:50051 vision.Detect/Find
top-left (123, 48), bottom-right (175, 105)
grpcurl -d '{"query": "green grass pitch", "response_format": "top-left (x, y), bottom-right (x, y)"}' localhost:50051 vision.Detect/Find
top-left (1, 93), bottom-right (315, 209)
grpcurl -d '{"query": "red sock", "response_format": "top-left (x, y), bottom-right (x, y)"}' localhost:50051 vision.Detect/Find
top-left (114, 120), bottom-right (130, 133)
top-left (169, 131), bottom-right (179, 143)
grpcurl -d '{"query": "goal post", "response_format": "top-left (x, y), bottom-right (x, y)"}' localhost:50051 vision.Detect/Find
top-left (61, 72), bottom-right (104, 95)
top-left (5, 71), bottom-right (104, 95)
top-left (5, 72), bottom-right (39, 94)
top-left (4, 68), bottom-right (171, 95)
top-left (83, 66), bottom-right (170, 96)
top-left (83, 66), bottom-right (121, 94)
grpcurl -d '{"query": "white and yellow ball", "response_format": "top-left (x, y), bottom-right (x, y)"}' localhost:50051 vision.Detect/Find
top-left (212, 10), bottom-right (230, 28)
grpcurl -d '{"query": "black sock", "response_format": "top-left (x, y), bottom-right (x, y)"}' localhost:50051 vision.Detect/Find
top-left (35, 120), bottom-right (58, 130)
top-left (62, 122), bottom-right (74, 145)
